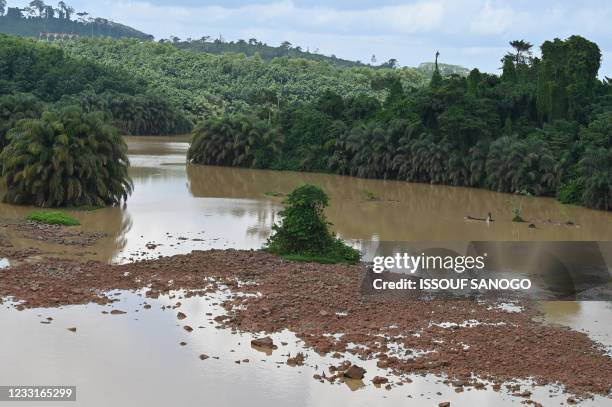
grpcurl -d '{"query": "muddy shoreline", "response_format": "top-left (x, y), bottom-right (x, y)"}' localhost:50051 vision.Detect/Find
top-left (1, 246), bottom-right (611, 402)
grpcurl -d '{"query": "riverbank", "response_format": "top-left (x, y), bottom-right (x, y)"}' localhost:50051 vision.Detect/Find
top-left (1, 247), bottom-right (611, 402)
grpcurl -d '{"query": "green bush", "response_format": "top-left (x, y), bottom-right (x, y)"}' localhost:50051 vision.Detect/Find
top-left (26, 211), bottom-right (80, 226)
top-left (265, 184), bottom-right (360, 264)
top-left (0, 106), bottom-right (133, 207)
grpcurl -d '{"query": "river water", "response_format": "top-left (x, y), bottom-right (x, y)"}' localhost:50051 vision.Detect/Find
top-left (1, 136), bottom-right (611, 406)
top-left (2, 136), bottom-right (612, 265)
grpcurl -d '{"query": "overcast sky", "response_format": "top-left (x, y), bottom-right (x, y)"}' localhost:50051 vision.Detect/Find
top-left (10, 0), bottom-right (612, 74)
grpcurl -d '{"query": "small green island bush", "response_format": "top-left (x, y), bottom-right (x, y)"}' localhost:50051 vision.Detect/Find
top-left (0, 106), bottom-right (133, 207)
top-left (27, 211), bottom-right (80, 226)
top-left (265, 184), bottom-right (360, 264)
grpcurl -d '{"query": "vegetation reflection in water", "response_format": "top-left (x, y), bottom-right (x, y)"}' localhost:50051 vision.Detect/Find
top-left (2, 137), bottom-right (612, 266)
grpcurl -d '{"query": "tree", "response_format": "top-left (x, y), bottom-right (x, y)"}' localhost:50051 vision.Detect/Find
top-left (508, 40), bottom-right (533, 65)
top-left (43, 5), bottom-right (54, 18)
top-left (0, 106), bottom-right (133, 207)
top-left (430, 51), bottom-right (443, 88)
top-left (57, 1), bottom-right (73, 19)
top-left (29, 0), bottom-right (45, 17)
top-left (0, 0), bottom-right (6, 16)
top-left (265, 184), bottom-right (360, 263)
top-left (537, 36), bottom-right (601, 124)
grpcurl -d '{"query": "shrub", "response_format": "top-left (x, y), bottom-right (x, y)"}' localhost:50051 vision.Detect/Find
top-left (27, 211), bottom-right (80, 226)
top-left (0, 106), bottom-right (133, 207)
top-left (265, 184), bottom-right (360, 264)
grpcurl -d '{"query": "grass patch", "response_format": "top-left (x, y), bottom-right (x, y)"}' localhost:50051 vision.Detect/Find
top-left (68, 205), bottom-right (103, 211)
top-left (281, 253), bottom-right (355, 265)
top-left (361, 189), bottom-right (379, 201)
top-left (27, 211), bottom-right (80, 226)
top-left (264, 191), bottom-right (285, 197)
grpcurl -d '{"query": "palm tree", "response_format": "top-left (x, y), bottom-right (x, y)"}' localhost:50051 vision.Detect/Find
top-left (577, 147), bottom-right (612, 210)
top-left (0, 93), bottom-right (44, 151)
top-left (468, 140), bottom-right (488, 186)
top-left (0, 106), bottom-right (132, 207)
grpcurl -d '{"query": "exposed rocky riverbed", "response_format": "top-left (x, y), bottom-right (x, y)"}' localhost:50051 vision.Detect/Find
top-left (1, 244), bottom-right (611, 404)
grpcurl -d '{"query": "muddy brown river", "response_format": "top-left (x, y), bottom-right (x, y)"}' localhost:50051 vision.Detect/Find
top-left (1, 136), bottom-right (611, 406)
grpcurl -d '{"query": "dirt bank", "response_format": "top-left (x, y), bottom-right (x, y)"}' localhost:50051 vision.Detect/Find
top-left (1, 249), bottom-right (611, 400)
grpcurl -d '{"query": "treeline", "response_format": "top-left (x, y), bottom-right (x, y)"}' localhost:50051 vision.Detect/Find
top-left (0, 1), bottom-right (152, 40)
top-left (0, 34), bottom-right (190, 141)
top-left (171, 37), bottom-right (366, 69)
top-left (170, 36), bottom-right (470, 77)
top-left (188, 36), bottom-right (612, 211)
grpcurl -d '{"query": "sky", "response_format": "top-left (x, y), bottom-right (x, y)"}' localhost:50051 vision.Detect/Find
top-left (9, 0), bottom-right (612, 74)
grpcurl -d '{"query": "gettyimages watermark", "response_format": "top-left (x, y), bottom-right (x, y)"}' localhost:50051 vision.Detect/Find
top-left (358, 241), bottom-right (612, 301)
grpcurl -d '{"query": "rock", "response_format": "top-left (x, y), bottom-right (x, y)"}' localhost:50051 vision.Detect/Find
top-left (439, 402), bottom-right (451, 407)
top-left (177, 312), bottom-right (187, 320)
top-left (287, 352), bottom-right (306, 366)
top-left (184, 325), bottom-right (193, 332)
top-left (199, 354), bottom-right (209, 360)
top-left (319, 310), bottom-right (329, 317)
top-left (110, 310), bottom-right (126, 315)
top-left (251, 336), bottom-right (277, 349)
top-left (67, 327), bottom-right (76, 332)
top-left (372, 376), bottom-right (388, 385)
top-left (344, 365), bottom-right (366, 380)
top-left (179, 342), bottom-right (187, 346)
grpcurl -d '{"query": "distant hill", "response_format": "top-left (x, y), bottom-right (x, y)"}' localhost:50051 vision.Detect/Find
top-left (417, 62), bottom-right (471, 77)
top-left (0, 2), bottom-right (152, 40)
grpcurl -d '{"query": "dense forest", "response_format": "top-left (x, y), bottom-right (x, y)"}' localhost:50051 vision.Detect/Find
top-left (187, 37), bottom-right (612, 211)
top-left (58, 38), bottom-right (430, 123)
top-left (0, 0), bottom-right (152, 40)
top-left (0, 34), bottom-right (190, 139)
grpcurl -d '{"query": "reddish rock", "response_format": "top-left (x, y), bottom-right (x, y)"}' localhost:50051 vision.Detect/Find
top-left (344, 365), bottom-right (366, 380)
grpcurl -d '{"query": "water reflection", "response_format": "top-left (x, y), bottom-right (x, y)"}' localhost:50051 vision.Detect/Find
top-left (1, 136), bottom-right (612, 266)
top-left (1, 289), bottom-right (610, 407)
top-left (186, 163), bottom-right (612, 241)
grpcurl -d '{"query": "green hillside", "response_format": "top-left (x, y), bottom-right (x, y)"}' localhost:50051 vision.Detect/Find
top-left (59, 38), bottom-right (430, 119)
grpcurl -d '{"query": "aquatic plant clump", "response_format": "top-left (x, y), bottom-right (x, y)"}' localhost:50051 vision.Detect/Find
top-left (0, 106), bottom-right (133, 208)
top-left (26, 211), bottom-right (80, 226)
top-left (265, 184), bottom-right (360, 264)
